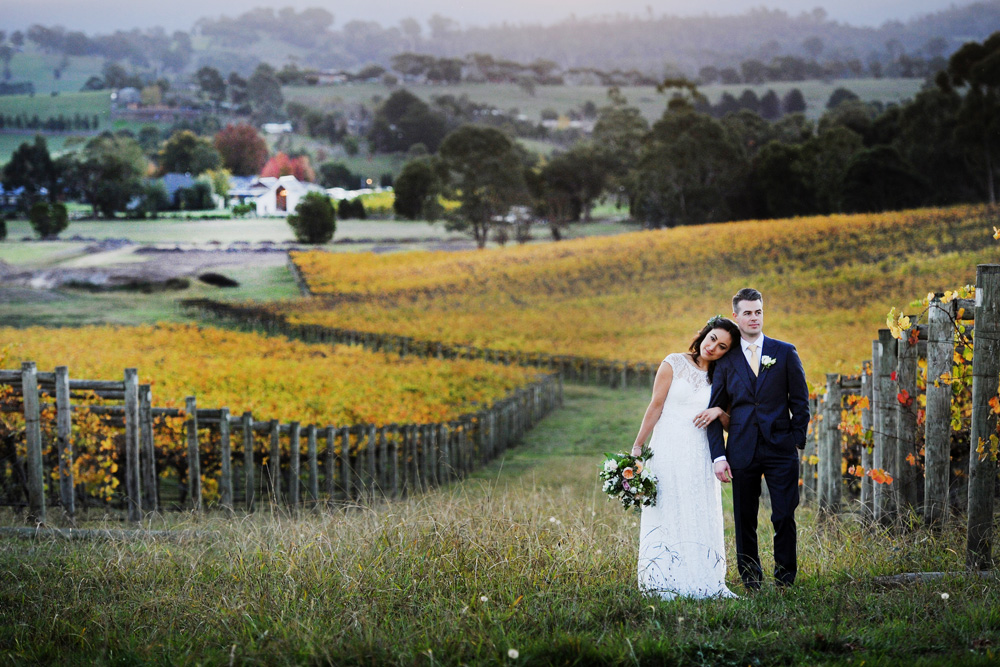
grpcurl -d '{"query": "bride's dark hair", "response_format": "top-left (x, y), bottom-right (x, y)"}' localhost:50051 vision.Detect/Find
top-left (689, 316), bottom-right (741, 383)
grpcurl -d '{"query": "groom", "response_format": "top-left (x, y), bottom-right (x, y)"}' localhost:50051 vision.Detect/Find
top-left (707, 288), bottom-right (810, 589)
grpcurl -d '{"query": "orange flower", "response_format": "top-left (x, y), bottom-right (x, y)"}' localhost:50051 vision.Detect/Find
top-left (622, 467), bottom-right (635, 479)
top-left (635, 462), bottom-right (644, 473)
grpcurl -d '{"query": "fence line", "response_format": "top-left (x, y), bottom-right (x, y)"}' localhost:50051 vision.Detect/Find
top-left (802, 264), bottom-right (997, 569)
top-left (181, 298), bottom-right (660, 390)
top-left (0, 363), bottom-right (562, 524)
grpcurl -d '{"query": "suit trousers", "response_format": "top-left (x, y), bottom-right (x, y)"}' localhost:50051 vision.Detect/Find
top-left (731, 431), bottom-right (800, 588)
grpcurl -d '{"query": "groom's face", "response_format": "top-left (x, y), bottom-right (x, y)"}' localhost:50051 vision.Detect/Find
top-left (733, 299), bottom-right (764, 339)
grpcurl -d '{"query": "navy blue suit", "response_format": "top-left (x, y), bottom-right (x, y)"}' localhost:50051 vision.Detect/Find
top-left (707, 336), bottom-right (810, 587)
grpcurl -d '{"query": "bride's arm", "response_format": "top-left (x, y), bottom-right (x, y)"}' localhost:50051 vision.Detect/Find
top-left (693, 406), bottom-right (729, 430)
top-left (630, 361), bottom-right (674, 456)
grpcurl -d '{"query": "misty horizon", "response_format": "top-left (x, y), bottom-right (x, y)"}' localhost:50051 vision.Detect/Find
top-left (1, 0), bottom-right (985, 34)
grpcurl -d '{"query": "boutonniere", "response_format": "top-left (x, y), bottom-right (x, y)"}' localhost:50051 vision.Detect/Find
top-left (760, 355), bottom-right (776, 370)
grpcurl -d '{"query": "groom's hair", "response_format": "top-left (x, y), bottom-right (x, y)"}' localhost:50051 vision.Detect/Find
top-left (732, 288), bottom-right (763, 312)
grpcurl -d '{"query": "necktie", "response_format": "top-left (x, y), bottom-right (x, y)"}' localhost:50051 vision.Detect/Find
top-left (748, 343), bottom-right (759, 376)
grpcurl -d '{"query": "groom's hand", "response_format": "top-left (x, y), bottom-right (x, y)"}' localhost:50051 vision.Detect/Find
top-left (714, 460), bottom-right (732, 484)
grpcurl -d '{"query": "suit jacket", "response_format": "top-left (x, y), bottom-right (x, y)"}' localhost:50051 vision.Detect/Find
top-left (707, 336), bottom-right (810, 469)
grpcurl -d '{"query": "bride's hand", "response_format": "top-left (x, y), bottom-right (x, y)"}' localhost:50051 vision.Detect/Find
top-left (630, 444), bottom-right (643, 457)
top-left (693, 407), bottom-right (723, 429)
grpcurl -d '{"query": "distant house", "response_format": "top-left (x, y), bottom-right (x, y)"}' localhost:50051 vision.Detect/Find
top-left (262, 122), bottom-right (293, 134)
top-left (160, 173), bottom-right (196, 201)
top-left (227, 175), bottom-right (326, 216)
top-left (111, 87), bottom-right (141, 108)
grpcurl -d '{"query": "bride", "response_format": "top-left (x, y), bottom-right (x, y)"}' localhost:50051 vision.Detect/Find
top-left (630, 316), bottom-right (741, 600)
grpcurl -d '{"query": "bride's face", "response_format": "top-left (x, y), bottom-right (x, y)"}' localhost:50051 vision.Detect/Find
top-left (700, 328), bottom-right (734, 361)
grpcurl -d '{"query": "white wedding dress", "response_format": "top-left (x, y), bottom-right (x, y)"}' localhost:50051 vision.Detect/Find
top-left (637, 353), bottom-right (736, 600)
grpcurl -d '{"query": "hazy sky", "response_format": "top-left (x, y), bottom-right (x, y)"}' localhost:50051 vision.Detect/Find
top-left (1, 0), bottom-right (978, 33)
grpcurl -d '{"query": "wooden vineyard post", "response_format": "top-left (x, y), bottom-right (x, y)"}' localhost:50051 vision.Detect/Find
top-left (54, 366), bottom-right (75, 520)
top-left (243, 412), bottom-right (255, 511)
top-left (391, 426), bottom-right (400, 499)
top-left (860, 361), bottom-right (874, 520)
top-left (895, 326), bottom-right (920, 514)
top-left (924, 297), bottom-right (952, 525)
top-left (340, 427), bottom-right (353, 502)
top-left (307, 425), bottom-right (319, 505)
top-left (288, 422), bottom-right (301, 508)
top-left (22, 362), bottom-right (45, 525)
top-left (820, 374), bottom-right (841, 513)
top-left (268, 420), bottom-right (281, 504)
top-left (219, 407), bottom-right (233, 512)
top-left (140, 385), bottom-right (158, 513)
top-left (967, 264), bottom-right (1000, 570)
top-left (324, 426), bottom-right (337, 502)
top-left (185, 396), bottom-right (202, 512)
top-left (815, 394), bottom-right (828, 507)
top-left (875, 330), bottom-right (897, 525)
top-left (367, 424), bottom-right (377, 499)
top-left (124, 368), bottom-right (141, 521)
top-left (803, 396), bottom-right (818, 503)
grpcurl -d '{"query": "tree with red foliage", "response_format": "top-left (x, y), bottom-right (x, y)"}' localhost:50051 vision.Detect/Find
top-left (260, 152), bottom-right (316, 183)
top-left (213, 123), bottom-right (269, 176)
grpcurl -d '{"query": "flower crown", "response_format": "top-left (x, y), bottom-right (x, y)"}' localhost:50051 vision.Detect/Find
top-left (706, 314), bottom-right (726, 326)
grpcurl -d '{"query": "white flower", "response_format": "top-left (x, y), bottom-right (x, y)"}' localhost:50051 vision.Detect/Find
top-left (641, 468), bottom-right (650, 480)
top-left (940, 592), bottom-right (950, 600)
top-left (508, 648), bottom-right (520, 659)
top-left (760, 355), bottom-right (776, 369)
top-left (481, 595), bottom-right (489, 602)
top-left (548, 516), bottom-right (557, 523)
top-left (604, 459), bottom-right (618, 472)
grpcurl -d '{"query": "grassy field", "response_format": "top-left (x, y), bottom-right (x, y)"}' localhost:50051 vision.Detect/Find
top-left (284, 78), bottom-right (926, 125)
top-left (0, 384), bottom-right (996, 665)
top-left (0, 46), bottom-right (106, 95)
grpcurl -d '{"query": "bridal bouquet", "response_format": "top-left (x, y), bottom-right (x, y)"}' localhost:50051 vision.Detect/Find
top-left (598, 448), bottom-right (657, 511)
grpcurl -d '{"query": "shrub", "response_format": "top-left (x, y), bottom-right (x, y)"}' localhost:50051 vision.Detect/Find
top-left (28, 201), bottom-right (68, 239)
top-left (337, 198), bottom-right (366, 220)
top-left (288, 192), bottom-right (336, 244)
top-left (0, 215), bottom-right (6, 241)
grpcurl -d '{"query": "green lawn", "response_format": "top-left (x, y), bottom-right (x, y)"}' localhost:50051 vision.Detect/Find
top-left (0, 384), bottom-right (995, 665)
top-left (0, 47), bottom-right (106, 95)
top-left (285, 78), bottom-right (926, 125)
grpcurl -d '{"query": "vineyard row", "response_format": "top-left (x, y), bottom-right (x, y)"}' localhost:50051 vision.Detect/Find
top-left (802, 264), bottom-right (998, 570)
top-left (1, 363), bottom-right (562, 524)
top-left (183, 298), bottom-right (660, 389)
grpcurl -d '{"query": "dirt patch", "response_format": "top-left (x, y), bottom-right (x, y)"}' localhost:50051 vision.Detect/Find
top-left (0, 245), bottom-right (288, 291)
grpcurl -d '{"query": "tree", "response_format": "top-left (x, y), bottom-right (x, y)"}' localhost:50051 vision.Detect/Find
top-left (826, 87), bottom-right (860, 109)
top-left (438, 125), bottom-right (528, 248)
top-left (287, 191), bottom-right (336, 243)
top-left (538, 144), bottom-right (608, 230)
top-left (261, 152), bottom-right (315, 182)
top-left (939, 31), bottom-right (1000, 203)
top-left (800, 126), bottom-right (865, 213)
top-left (759, 90), bottom-right (781, 120)
top-left (631, 109), bottom-right (744, 227)
top-left (28, 201), bottom-right (68, 239)
top-left (318, 162), bottom-right (360, 189)
top-left (591, 93), bottom-right (649, 209)
top-left (840, 145), bottom-right (926, 213)
top-left (782, 88), bottom-right (807, 114)
top-left (157, 130), bottom-right (221, 175)
top-left (195, 66), bottom-right (227, 105)
top-left (755, 141), bottom-right (815, 218)
top-left (214, 123), bottom-right (268, 176)
top-left (247, 63), bottom-right (284, 118)
top-left (71, 133), bottom-right (148, 218)
top-left (1, 135), bottom-right (56, 206)
top-left (393, 157), bottom-right (441, 220)
top-left (368, 89), bottom-right (447, 153)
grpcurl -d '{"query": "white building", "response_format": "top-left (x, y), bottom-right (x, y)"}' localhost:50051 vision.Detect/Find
top-left (228, 175), bottom-right (327, 216)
